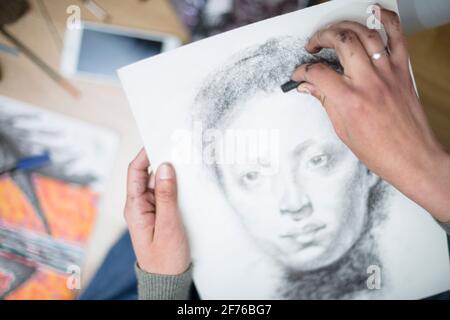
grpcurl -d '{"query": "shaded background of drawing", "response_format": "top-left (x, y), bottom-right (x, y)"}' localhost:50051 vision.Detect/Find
top-left (119, 0), bottom-right (450, 299)
top-left (0, 96), bottom-right (117, 299)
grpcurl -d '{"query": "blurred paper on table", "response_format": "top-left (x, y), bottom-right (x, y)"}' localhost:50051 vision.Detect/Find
top-left (0, 96), bottom-right (118, 299)
top-left (119, 0), bottom-right (450, 299)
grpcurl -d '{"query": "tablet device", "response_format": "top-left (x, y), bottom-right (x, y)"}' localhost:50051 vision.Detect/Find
top-left (61, 22), bottom-right (181, 83)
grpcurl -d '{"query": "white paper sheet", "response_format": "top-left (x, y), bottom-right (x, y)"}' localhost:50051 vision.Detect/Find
top-left (119, 0), bottom-right (450, 299)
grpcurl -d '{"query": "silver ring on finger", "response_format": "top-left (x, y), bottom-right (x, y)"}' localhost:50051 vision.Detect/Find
top-left (371, 46), bottom-right (390, 61)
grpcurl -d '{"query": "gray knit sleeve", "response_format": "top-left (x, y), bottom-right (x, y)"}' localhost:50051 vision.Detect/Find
top-left (437, 219), bottom-right (450, 235)
top-left (135, 263), bottom-right (193, 300)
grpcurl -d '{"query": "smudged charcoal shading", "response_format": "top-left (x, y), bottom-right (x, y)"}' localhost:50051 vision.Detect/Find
top-left (279, 182), bottom-right (389, 299)
top-left (191, 36), bottom-right (390, 299)
top-left (192, 36), bottom-right (343, 184)
top-left (192, 36), bottom-right (342, 135)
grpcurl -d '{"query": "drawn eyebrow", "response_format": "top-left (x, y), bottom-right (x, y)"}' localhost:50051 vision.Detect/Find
top-left (292, 140), bottom-right (315, 157)
top-left (226, 157), bottom-right (273, 178)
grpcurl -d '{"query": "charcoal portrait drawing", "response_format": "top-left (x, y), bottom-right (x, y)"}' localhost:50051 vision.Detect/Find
top-left (191, 37), bottom-right (390, 299)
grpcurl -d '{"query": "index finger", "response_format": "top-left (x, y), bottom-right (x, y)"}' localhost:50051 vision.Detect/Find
top-left (127, 148), bottom-right (151, 200)
top-left (306, 26), bottom-right (373, 78)
top-left (291, 62), bottom-right (349, 107)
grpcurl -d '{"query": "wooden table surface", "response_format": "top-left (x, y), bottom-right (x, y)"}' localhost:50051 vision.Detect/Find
top-left (407, 24), bottom-right (450, 150)
top-left (0, 0), bottom-right (188, 289)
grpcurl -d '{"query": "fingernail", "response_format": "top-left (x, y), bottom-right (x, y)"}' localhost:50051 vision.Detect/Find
top-left (149, 172), bottom-right (156, 189)
top-left (158, 163), bottom-right (174, 180)
top-left (297, 85), bottom-right (311, 95)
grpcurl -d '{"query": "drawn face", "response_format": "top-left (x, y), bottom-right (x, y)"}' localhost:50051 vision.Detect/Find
top-left (216, 91), bottom-right (377, 271)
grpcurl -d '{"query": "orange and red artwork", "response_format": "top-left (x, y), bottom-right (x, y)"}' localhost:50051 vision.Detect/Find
top-left (0, 174), bottom-right (97, 299)
top-left (0, 96), bottom-right (117, 300)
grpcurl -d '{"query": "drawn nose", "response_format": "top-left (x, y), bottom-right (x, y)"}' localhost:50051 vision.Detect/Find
top-left (279, 181), bottom-right (312, 221)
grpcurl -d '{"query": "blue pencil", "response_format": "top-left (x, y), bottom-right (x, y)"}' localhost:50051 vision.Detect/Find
top-left (0, 152), bottom-right (51, 175)
top-left (0, 43), bottom-right (19, 56)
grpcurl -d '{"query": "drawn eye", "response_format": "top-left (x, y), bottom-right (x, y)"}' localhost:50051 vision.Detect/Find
top-left (308, 154), bottom-right (329, 168)
top-left (240, 171), bottom-right (261, 187)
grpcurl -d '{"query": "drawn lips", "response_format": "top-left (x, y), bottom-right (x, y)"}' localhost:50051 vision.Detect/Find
top-left (301, 223), bottom-right (326, 234)
top-left (280, 223), bottom-right (326, 243)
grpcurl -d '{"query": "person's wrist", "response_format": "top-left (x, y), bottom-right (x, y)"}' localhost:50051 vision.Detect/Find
top-left (137, 260), bottom-right (191, 276)
top-left (414, 145), bottom-right (450, 222)
top-left (387, 139), bottom-right (450, 223)
top-left (137, 252), bottom-right (191, 276)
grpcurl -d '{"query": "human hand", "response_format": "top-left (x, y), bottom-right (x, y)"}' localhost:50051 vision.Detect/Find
top-left (124, 148), bottom-right (190, 275)
top-left (291, 5), bottom-right (450, 222)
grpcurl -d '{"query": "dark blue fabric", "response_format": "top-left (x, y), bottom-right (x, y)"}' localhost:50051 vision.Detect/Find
top-left (79, 232), bottom-right (138, 300)
top-left (80, 232), bottom-right (450, 300)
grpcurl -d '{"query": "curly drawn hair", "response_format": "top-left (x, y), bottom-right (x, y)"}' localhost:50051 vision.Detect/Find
top-left (193, 36), bottom-right (342, 133)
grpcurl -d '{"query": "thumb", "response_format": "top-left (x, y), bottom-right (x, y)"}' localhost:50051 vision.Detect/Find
top-left (297, 82), bottom-right (347, 140)
top-left (297, 82), bottom-right (325, 106)
top-left (154, 163), bottom-right (179, 229)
